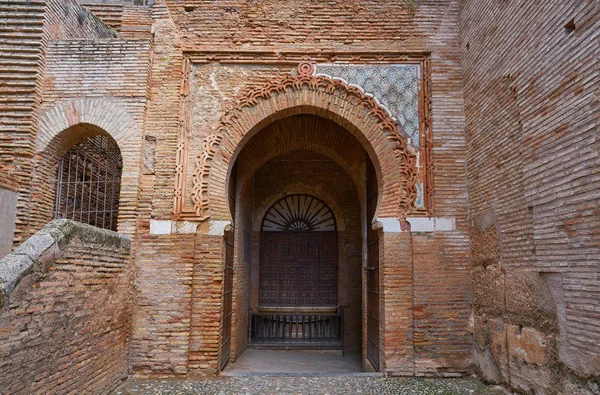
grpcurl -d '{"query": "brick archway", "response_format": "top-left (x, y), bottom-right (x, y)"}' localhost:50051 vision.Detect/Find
top-left (37, 98), bottom-right (139, 152)
top-left (190, 62), bottom-right (418, 222)
top-left (30, 98), bottom-right (142, 237)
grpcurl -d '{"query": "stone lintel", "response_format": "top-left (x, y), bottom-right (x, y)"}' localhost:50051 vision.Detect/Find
top-left (377, 217), bottom-right (456, 233)
top-left (149, 220), bottom-right (201, 235)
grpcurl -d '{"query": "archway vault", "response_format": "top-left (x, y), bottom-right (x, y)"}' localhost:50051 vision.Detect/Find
top-left (174, 62), bottom-right (418, 223)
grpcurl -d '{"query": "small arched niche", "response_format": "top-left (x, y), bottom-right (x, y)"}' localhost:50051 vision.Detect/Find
top-left (31, 123), bottom-right (124, 234)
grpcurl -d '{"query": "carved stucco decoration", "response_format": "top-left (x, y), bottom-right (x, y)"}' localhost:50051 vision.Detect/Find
top-left (187, 62), bottom-right (418, 220)
top-left (190, 134), bottom-right (222, 220)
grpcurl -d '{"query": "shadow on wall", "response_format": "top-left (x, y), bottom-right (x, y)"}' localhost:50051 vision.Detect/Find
top-left (0, 186), bottom-right (18, 259)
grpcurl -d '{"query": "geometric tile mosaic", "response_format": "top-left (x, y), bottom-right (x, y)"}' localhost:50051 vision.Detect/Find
top-left (316, 64), bottom-right (421, 149)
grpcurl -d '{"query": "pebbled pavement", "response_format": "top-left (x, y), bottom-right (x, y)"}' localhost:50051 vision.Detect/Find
top-left (112, 376), bottom-right (506, 395)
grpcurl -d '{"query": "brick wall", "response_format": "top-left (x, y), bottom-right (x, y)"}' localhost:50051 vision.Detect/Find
top-left (0, 220), bottom-right (132, 394)
top-left (188, 234), bottom-right (225, 375)
top-left (135, 0), bottom-right (470, 377)
top-left (130, 234), bottom-right (195, 376)
top-left (1, 0), bottom-right (117, 246)
top-left (231, 172), bottom-right (251, 362)
top-left (412, 0), bottom-right (471, 375)
top-left (21, 38), bottom-right (152, 246)
top-left (80, 2), bottom-right (154, 39)
top-left (461, 0), bottom-right (599, 393)
top-left (43, 0), bottom-right (117, 40)
top-left (169, 0), bottom-right (454, 51)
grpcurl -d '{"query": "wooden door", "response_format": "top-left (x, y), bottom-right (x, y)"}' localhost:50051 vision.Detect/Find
top-left (366, 159), bottom-right (380, 371)
top-left (220, 229), bottom-right (234, 370)
top-left (259, 232), bottom-right (337, 307)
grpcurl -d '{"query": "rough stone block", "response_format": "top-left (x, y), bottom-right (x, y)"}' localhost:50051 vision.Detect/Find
top-left (506, 325), bottom-right (549, 366)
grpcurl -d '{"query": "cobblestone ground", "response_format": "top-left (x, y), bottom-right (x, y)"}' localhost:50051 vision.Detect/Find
top-left (112, 376), bottom-right (505, 395)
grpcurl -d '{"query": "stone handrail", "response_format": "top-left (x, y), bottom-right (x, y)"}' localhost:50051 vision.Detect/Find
top-left (0, 219), bottom-right (130, 310)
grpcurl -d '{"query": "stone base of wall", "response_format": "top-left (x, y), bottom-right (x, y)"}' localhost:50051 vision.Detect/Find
top-left (472, 315), bottom-right (599, 395)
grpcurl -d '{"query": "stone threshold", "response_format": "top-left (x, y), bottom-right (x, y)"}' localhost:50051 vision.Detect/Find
top-left (219, 372), bottom-right (384, 378)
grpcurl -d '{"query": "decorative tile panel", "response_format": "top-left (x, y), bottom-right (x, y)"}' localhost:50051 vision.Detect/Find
top-left (315, 64), bottom-right (421, 149)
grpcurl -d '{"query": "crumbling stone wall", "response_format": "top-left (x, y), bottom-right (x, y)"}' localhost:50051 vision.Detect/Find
top-left (460, 1), bottom-right (600, 393)
top-left (0, 220), bottom-right (132, 394)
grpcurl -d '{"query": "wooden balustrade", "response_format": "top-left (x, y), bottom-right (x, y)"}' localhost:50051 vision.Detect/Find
top-left (249, 311), bottom-right (343, 348)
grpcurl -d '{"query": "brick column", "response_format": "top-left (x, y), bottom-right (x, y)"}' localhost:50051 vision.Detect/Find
top-left (379, 221), bottom-right (415, 375)
top-left (188, 232), bottom-right (226, 376)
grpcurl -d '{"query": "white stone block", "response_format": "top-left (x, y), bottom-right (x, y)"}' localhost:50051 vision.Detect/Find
top-left (435, 217), bottom-right (455, 231)
top-left (209, 220), bottom-right (231, 236)
top-left (376, 217), bottom-right (401, 233)
top-left (407, 217), bottom-right (435, 232)
top-left (175, 221), bottom-right (199, 234)
top-left (149, 220), bottom-right (172, 235)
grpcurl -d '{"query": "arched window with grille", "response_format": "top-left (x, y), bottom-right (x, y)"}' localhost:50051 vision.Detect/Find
top-left (53, 134), bottom-right (122, 231)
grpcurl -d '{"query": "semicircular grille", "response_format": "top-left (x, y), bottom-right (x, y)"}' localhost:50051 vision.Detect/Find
top-left (261, 195), bottom-right (336, 232)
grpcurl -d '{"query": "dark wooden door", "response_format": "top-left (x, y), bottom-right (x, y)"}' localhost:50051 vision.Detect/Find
top-left (220, 229), bottom-right (234, 370)
top-left (366, 159), bottom-right (380, 371)
top-left (259, 232), bottom-right (337, 307)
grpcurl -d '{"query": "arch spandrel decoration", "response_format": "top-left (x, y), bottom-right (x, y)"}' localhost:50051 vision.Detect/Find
top-left (174, 61), bottom-right (419, 221)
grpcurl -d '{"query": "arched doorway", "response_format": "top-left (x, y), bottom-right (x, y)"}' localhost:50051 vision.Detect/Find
top-left (29, 123), bottom-right (126, 236)
top-left (199, 63), bottom-right (419, 374)
top-left (222, 114), bottom-right (373, 371)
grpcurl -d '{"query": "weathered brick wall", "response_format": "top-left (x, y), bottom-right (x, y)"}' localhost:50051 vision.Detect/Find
top-left (0, 220), bottom-right (132, 395)
top-left (411, 0), bottom-right (471, 375)
top-left (130, 231), bottom-right (226, 377)
top-left (29, 38), bottom-right (152, 240)
top-left (170, 0), bottom-right (451, 51)
top-left (231, 173), bottom-right (251, 362)
top-left (127, 1), bottom-right (190, 376)
top-left (80, 2), bottom-right (154, 39)
top-left (43, 0), bottom-right (117, 40)
top-left (130, 234), bottom-right (195, 376)
top-left (142, 0), bottom-right (182, 216)
top-left (41, 40), bottom-right (151, 107)
top-left (188, 234), bottom-right (225, 376)
top-left (460, 0), bottom-right (599, 393)
top-left (1, 0), bottom-right (117, 246)
top-left (380, 230), bottom-right (414, 374)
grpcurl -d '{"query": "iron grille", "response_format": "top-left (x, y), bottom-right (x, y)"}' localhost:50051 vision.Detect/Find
top-left (53, 135), bottom-right (122, 231)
